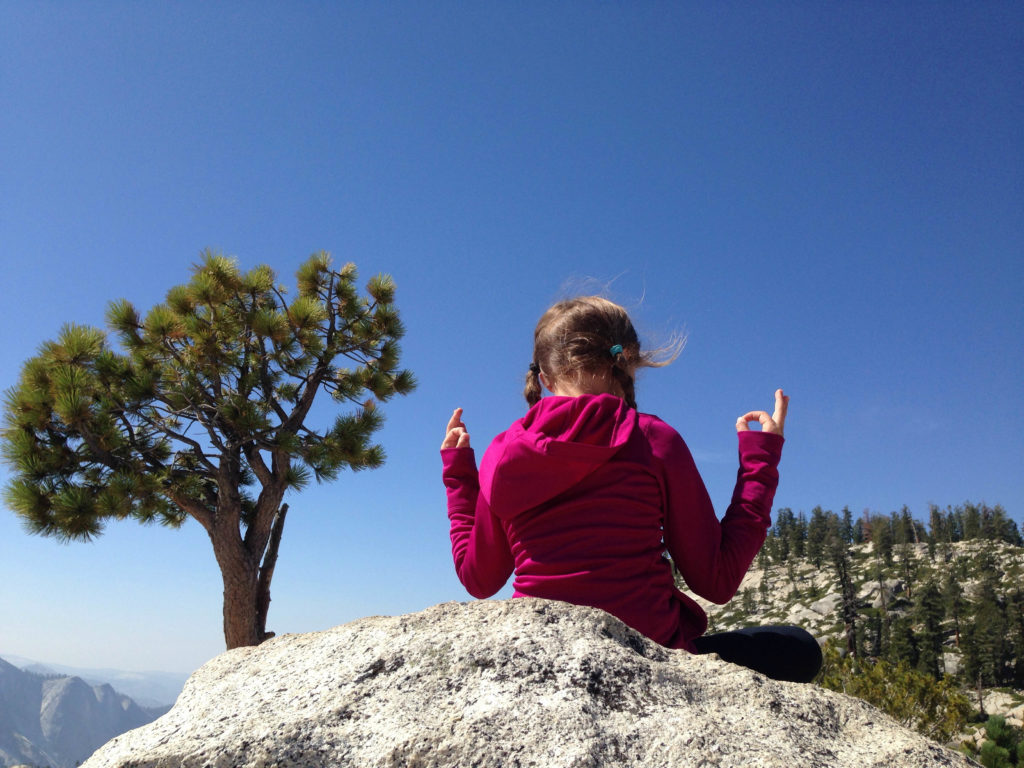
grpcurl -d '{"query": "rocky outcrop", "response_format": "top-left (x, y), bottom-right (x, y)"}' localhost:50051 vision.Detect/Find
top-left (82, 599), bottom-right (974, 768)
top-left (0, 657), bottom-right (163, 768)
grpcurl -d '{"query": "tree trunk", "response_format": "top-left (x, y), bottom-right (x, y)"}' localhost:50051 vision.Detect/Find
top-left (212, 531), bottom-right (263, 649)
top-left (977, 674), bottom-right (985, 718)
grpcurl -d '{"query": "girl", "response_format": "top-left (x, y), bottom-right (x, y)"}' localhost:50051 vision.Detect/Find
top-left (441, 296), bottom-right (821, 683)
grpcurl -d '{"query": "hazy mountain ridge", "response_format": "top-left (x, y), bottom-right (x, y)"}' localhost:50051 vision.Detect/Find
top-left (0, 657), bottom-right (168, 768)
top-left (0, 656), bottom-right (187, 709)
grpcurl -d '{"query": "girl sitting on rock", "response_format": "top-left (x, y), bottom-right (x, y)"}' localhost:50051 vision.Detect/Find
top-left (440, 296), bottom-right (822, 683)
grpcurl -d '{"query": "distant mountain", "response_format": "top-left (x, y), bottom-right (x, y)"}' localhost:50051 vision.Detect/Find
top-left (0, 657), bottom-right (168, 768)
top-left (0, 656), bottom-right (188, 708)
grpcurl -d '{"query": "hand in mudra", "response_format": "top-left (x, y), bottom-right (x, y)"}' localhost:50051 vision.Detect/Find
top-left (442, 407), bottom-right (472, 449)
top-left (736, 389), bottom-right (788, 437)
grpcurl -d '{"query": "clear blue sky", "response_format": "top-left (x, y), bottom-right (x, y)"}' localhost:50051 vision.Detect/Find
top-left (1, 3), bottom-right (1021, 675)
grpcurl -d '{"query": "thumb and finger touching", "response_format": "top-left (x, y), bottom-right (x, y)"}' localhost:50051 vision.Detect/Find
top-left (442, 407), bottom-right (471, 450)
top-left (736, 390), bottom-right (788, 437)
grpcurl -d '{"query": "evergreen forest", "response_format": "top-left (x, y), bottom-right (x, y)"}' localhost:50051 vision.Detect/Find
top-left (687, 501), bottom-right (1024, 765)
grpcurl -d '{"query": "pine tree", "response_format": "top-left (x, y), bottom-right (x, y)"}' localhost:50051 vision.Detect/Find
top-left (1008, 588), bottom-right (1024, 687)
top-left (830, 529), bottom-right (858, 657)
top-left (806, 506), bottom-right (830, 568)
top-left (942, 570), bottom-right (966, 649)
top-left (974, 716), bottom-right (1023, 768)
top-left (1, 253), bottom-right (415, 649)
top-left (741, 587), bottom-right (756, 615)
top-left (786, 509), bottom-right (807, 560)
top-left (756, 545), bottom-right (770, 570)
top-left (871, 513), bottom-right (895, 567)
top-left (853, 509), bottom-right (867, 545)
top-left (927, 504), bottom-right (946, 561)
top-left (786, 559), bottom-right (800, 599)
top-left (915, 580), bottom-right (945, 679)
top-left (773, 507), bottom-right (795, 563)
top-left (900, 505), bottom-right (918, 544)
top-left (818, 642), bottom-right (971, 744)
top-left (759, 563), bottom-right (770, 605)
top-left (942, 507), bottom-right (960, 543)
top-left (889, 615), bottom-right (919, 669)
top-left (866, 609), bottom-right (883, 658)
top-left (898, 538), bottom-right (919, 599)
top-left (963, 559), bottom-right (1009, 687)
top-left (870, 557), bottom-right (893, 654)
top-left (964, 502), bottom-right (982, 540)
top-left (840, 505), bottom-right (854, 545)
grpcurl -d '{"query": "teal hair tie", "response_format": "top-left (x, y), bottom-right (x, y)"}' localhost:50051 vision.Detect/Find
top-left (609, 344), bottom-right (623, 357)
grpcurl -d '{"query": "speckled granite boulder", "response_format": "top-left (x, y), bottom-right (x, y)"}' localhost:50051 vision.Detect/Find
top-left (82, 599), bottom-right (974, 768)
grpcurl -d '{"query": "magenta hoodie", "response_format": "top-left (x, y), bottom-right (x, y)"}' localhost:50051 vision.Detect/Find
top-left (441, 393), bottom-right (783, 651)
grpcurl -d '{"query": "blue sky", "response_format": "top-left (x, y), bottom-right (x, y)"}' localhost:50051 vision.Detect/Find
top-left (1, 3), bottom-right (1021, 675)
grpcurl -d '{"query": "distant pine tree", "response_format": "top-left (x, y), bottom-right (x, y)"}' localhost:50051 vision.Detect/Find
top-left (872, 513), bottom-right (895, 567)
top-left (942, 570), bottom-right (966, 649)
top-left (806, 506), bottom-right (830, 568)
top-left (963, 563), bottom-right (1010, 687)
top-left (1008, 588), bottom-right (1024, 688)
top-left (841, 506), bottom-right (854, 545)
top-left (915, 580), bottom-right (945, 679)
top-left (964, 503), bottom-right (983, 541)
top-left (790, 510), bottom-right (807, 559)
top-left (890, 615), bottom-right (919, 669)
top-left (829, 526), bottom-right (858, 657)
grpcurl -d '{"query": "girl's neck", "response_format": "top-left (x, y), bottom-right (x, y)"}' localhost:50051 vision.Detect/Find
top-left (545, 371), bottom-right (622, 400)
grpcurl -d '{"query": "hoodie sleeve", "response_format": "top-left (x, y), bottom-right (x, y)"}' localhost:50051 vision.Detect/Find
top-left (650, 422), bottom-right (783, 605)
top-left (441, 446), bottom-right (514, 599)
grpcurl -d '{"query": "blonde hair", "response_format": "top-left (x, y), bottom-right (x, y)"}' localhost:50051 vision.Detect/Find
top-left (523, 296), bottom-right (682, 410)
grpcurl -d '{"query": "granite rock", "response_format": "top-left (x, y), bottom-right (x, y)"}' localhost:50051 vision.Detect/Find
top-left (82, 599), bottom-right (974, 768)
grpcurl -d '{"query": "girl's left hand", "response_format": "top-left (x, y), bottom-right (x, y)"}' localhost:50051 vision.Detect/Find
top-left (736, 389), bottom-right (789, 437)
top-left (442, 407), bottom-right (472, 449)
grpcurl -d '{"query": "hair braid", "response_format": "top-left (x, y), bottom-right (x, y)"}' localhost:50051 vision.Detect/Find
top-left (610, 350), bottom-right (637, 410)
top-left (524, 363), bottom-right (543, 406)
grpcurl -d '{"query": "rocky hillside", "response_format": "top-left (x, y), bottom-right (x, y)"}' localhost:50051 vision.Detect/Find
top-left (0, 657), bottom-right (167, 768)
top-left (692, 538), bottom-right (1024, 741)
top-left (82, 599), bottom-right (972, 768)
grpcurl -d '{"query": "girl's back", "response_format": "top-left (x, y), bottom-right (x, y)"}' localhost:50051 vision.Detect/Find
top-left (441, 295), bottom-right (817, 681)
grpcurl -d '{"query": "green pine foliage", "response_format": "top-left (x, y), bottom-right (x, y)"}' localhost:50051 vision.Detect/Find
top-left (964, 716), bottom-right (1024, 767)
top-left (819, 641), bottom-right (972, 744)
top-left (1, 251), bottom-right (415, 648)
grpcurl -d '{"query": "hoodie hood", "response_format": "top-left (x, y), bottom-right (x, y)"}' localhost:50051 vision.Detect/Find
top-left (479, 393), bottom-right (637, 518)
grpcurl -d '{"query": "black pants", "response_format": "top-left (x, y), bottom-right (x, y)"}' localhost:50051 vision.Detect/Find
top-left (692, 625), bottom-right (822, 683)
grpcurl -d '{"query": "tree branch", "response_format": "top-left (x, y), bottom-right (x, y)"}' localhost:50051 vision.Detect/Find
top-left (128, 407), bottom-right (218, 473)
top-left (166, 488), bottom-right (214, 532)
top-left (256, 503), bottom-right (287, 641)
top-left (243, 443), bottom-right (273, 487)
top-left (242, 448), bottom-right (288, 556)
top-left (150, 381), bottom-right (228, 453)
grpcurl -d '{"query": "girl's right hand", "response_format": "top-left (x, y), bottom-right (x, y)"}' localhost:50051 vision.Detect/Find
top-left (736, 389), bottom-right (789, 437)
top-left (442, 407), bottom-right (472, 449)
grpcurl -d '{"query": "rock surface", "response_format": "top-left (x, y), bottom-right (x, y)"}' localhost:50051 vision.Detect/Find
top-left (83, 599), bottom-right (974, 768)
